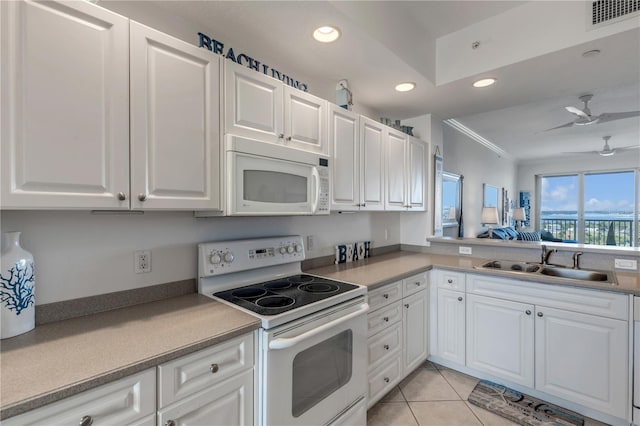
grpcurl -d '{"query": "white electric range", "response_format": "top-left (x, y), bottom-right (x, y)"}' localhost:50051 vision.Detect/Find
top-left (198, 236), bottom-right (369, 426)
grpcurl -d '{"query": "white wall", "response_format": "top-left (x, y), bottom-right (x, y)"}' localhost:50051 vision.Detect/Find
top-left (443, 125), bottom-right (517, 237)
top-left (0, 211), bottom-right (400, 304)
top-left (516, 153), bottom-right (640, 226)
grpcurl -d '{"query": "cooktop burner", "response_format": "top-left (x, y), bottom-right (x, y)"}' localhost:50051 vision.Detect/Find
top-left (213, 274), bottom-right (359, 316)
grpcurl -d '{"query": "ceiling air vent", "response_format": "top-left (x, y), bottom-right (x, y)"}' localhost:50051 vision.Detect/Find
top-left (590, 0), bottom-right (640, 27)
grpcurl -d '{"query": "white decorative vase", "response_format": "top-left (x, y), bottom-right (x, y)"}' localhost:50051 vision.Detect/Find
top-left (0, 232), bottom-right (35, 339)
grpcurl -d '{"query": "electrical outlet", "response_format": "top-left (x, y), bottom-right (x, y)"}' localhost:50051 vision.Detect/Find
top-left (614, 258), bottom-right (637, 270)
top-left (459, 246), bottom-right (472, 255)
top-left (306, 235), bottom-right (314, 251)
top-left (135, 250), bottom-right (151, 274)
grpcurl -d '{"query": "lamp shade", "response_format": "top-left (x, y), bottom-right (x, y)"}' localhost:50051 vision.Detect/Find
top-left (513, 208), bottom-right (526, 221)
top-left (481, 207), bottom-right (499, 225)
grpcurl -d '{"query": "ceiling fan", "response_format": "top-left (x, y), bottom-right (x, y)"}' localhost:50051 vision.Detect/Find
top-left (545, 94), bottom-right (640, 131)
top-left (563, 136), bottom-right (640, 157)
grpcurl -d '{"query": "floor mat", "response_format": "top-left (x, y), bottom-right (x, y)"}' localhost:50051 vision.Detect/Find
top-left (468, 380), bottom-right (592, 426)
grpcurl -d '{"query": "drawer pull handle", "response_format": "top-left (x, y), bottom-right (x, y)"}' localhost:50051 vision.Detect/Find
top-left (457, 296), bottom-right (463, 302)
top-left (384, 377), bottom-right (390, 383)
top-left (414, 282), bottom-right (421, 286)
top-left (383, 316), bottom-right (389, 322)
top-left (384, 344), bottom-right (390, 350)
top-left (537, 312), bottom-right (543, 317)
top-left (165, 421), bottom-right (176, 426)
top-left (80, 416), bottom-right (93, 426)
top-left (210, 363), bottom-right (219, 373)
top-left (447, 279), bottom-right (453, 284)
top-left (405, 303), bottom-right (409, 308)
top-left (383, 294), bottom-right (389, 299)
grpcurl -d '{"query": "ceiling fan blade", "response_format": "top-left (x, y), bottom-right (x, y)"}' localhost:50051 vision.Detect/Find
top-left (617, 145), bottom-right (640, 152)
top-left (595, 111), bottom-right (640, 123)
top-left (561, 150), bottom-right (599, 155)
top-left (544, 121), bottom-right (575, 131)
top-left (565, 106), bottom-right (589, 118)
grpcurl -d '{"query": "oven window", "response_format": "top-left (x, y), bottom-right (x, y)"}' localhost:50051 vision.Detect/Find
top-left (292, 330), bottom-right (353, 417)
top-left (243, 170), bottom-right (307, 203)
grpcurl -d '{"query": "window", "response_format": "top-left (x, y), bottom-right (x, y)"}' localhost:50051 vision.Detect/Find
top-left (442, 172), bottom-right (461, 227)
top-left (539, 170), bottom-right (639, 247)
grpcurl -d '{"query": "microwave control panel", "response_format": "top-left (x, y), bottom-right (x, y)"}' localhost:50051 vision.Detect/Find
top-left (317, 162), bottom-right (330, 214)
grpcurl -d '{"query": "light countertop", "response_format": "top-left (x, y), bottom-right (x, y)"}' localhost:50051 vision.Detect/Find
top-left (0, 294), bottom-right (260, 420)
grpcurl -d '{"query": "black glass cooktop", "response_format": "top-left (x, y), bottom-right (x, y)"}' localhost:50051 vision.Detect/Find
top-left (213, 274), bottom-right (359, 316)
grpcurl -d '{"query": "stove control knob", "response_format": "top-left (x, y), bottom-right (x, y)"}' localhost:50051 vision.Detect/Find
top-left (223, 252), bottom-right (235, 263)
top-left (279, 246), bottom-right (287, 254)
top-left (209, 253), bottom-right (222, 264)
top-left (294, 244), bottom-right (302, 253)
top-left (287, 245), bottom-right (294, 254)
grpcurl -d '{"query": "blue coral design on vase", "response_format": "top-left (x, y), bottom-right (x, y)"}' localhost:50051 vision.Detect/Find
top-left (1, 232), bottom-right (36, 339)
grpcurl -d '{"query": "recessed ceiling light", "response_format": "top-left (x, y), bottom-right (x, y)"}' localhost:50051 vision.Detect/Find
top-left (473, 78), bottom-right (496, 88)
top-left (395, 82), bottom-right (416, 92)
top-left (313, 26), bottom-right (341, 43)
top-left (582, 49), bottom-right (601, 58)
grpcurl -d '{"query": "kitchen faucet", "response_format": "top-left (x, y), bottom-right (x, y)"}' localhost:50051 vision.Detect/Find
top-left (541, 245), bottom-right (557, 265)
top-left (572, 251), bottom-right (583, 269)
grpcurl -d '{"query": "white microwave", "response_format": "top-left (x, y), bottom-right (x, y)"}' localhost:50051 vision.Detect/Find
top-left (226, 136), bottom-right (330, 216)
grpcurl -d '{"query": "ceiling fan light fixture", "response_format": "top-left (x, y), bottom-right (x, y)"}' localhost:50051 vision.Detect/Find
top-left (599, 150), bottom-right (615, 156)
top-left (312, 26), bottom-right (341, 43)
top-left (395, 82), bottom-right (416, 92)
top-left (582, 49), bottom-right (601, 58)
top-left (473, 78), bottom-right (496, 88)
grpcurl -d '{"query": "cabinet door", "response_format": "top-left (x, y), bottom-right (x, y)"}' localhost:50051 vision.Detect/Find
top-left (535, 306), bottom-right (628, 419)
top-left (407, 137), bottom-right (427, 211)
top-left (284, 87), bottom-right (327, 154)
top-left (466, 294), bottom-right (534, 387)
top-left (385, 128), bottom-right (407, 211)
top-left (436, 288), bottom-right (466, 366)
top-left (1, 0), bottom-right (129, 209)
top-left (224, 61), bottom-right (283, 143)
top-left (329, 104), bottom-right (360, 211)
top-left (130, 22), bottom-right (221, 210)
top-left (403, 290), bottom-right (428, 374)
top-left (158, 368), bottom-right (253, 426)
top-left (359, 116), bottom-right (385, 210)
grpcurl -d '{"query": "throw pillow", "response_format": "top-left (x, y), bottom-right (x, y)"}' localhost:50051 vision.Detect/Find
top-left (518, 231), bottom-right (541, 241)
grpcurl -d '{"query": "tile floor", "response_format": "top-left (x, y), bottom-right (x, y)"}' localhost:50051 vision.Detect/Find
top-left (367, 361), bottom-right (607, 426)
top-left (367, 361), bottom-right (518, 426)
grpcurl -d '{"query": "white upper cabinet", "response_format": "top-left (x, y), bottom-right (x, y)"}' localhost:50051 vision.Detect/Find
top-left (407, 136), bottom-right (428, 210)
top-left (224, 61), bottom-right (283, 143)
top-left (329, 105), bottom-right (360, 211)
top-left (385, 128), bottom-right (407, 211)
top-left (130, 21), bottom-right (221, 210)
top-left (284, 87), bottom-right (327, 154)
top-left (1, 0), bottom-right (130, 209)
top-left (224, 61), bottom-right (327, 154)
top-left (359, 116), bottom-right (385, 211)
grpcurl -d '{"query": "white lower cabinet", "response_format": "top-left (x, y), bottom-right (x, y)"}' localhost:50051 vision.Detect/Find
top-left (466, 294), bottom-right (534, 387)
top-left (3, 369), bottom-right (156, 426)
top-left (367, 273), bottom-right (428, 408)
top-left (435, 288), bottom-right (466, 366)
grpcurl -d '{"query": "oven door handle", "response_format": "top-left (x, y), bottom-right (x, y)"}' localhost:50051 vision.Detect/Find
top-left (310, 167), bottom-right (320, 214)
top-left (268, 303), bottom-right (369, 350)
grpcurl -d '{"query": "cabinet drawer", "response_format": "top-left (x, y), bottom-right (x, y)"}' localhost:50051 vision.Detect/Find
top-left (467, 274), bottom-right (628, 320)
top-left (158, 333), bottom-right (254, 408)
top-left (367, 355), bottom-right (402, 408)
top-left (3, 369), bottom-right (155, 426)
top-left (435, 270), bottom-right (466, 291)
top-left (368, 281), bottom-right (402, 311)
top-left (368, 301), bottom-right (402, 336)
top-left (368, 320), bottom-right (402, 370)
top-left (403, 272), bottom-right (428, 297)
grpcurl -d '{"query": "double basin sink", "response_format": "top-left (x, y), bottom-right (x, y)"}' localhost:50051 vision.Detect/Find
top-left (477, 260), bottom-right (617, 284)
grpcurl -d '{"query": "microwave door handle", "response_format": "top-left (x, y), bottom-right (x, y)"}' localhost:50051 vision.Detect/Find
top-left (310, 167), bottom-right (320, 213)
top-left (268, 303), bottom-right (369, 350)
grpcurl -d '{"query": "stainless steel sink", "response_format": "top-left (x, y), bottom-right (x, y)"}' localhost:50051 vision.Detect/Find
top-left (539, 266), bottom-right (613, 282)
top-left (480, 260), bottom-right (540, 273)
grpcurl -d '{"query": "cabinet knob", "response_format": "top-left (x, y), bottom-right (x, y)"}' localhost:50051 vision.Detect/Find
top-left (525, 310), bottom-right (531, 315)
top-left (414, 281), bottom-right (421, 286)
top-left (210, 363), bottom-right (219, 373)
top-left (457, 296), bottom-right (463, 302)
top-left (384, 377), bottom-right (390, 383)
top-left (117, 192), bottom-right (126, 201)
top-left (405, 303), bottom-right (410, 308)
top-left (383, 294), bottom-right (389, 299)
top-left (447, 279), bottom-right (453, 284)
top-left (278, 133), bottom-right (285, 139)
top-left (537, 312), bottom-right (543, 317)
top-left (165, 421), bottom-right (176, 426)
top-left (384, 344), bottom-right (390, 350)
top-left (138, 193), bottom-right (147, 202)
top-left (286, 136), bottom-right (292, 141)
top-left (383, 316), bottom-right (389, 322)
top-left (79, 416), bottom-right (93, 426)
